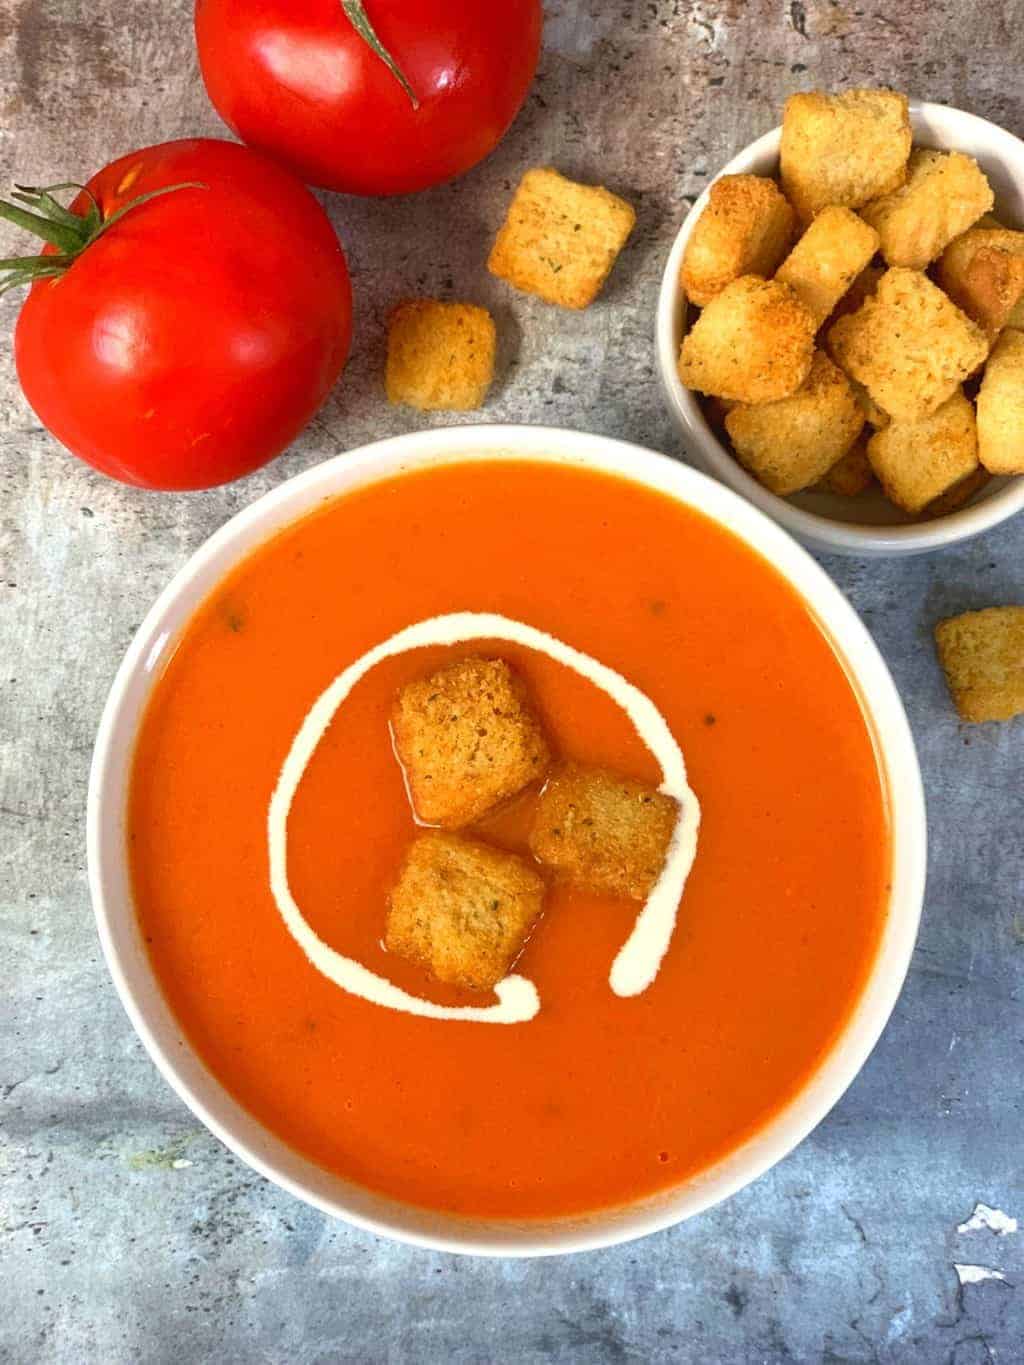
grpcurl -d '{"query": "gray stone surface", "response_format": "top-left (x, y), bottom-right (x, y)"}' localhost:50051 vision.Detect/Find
top-left (1, 0), bottom-right (1022, 1360)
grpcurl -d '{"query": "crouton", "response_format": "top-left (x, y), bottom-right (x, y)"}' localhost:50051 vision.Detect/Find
top-left (774, 207), bottom-right (880, 326)
top-left (860, 150), bottom-right (994, 269)
top-left (680, 175), bottom-right (795, 306)
top-left (385, 833), bottom-right (546, 991)
top-left (725, 351), bottom-right (865, 495)
top-left (976, 328), bottom-right (1024, 474)
top-left (866, 389), bottom-right (979, 514)
top-left (529, 766), bottom-right (678, 901)
top-left (828, 268), bottom-right (988, 421)
top-left (938, 225), bottom-right (1024, 338)
top-left (487, 167), bottom-right (636, 309)
top-left (924, 466), bottom-right (991, 517)
top-left (678, 276), bottom-right (816, 403)
top-left (818, 435), bottom-right (875, 496)
top-left (391, 657), bottom-right (549, 829)
top-left (934, 607), bottom-right (1024, 723)
top-left (385, 301), bottom-right (496, 411)
top-left (780, 89), bottom-right (912, 223)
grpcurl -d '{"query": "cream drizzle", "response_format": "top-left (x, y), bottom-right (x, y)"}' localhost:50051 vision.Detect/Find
top-left (267, 613), bottom-right (701, 1024)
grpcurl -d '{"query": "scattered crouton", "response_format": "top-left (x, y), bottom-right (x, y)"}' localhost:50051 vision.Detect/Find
top-left (818, 435), bottom-right (875, 496)
top-left (828, 268), bottom-right (988, 421)
top-left (934, 607), bottom-right (1024, 723)
top-left (780, 89), bottom-right (912, 223)
top-left (976, 328), bottom-right (1024, 474)
top-left (924, 466), bottom-right (991, 517)
top-left (487, 167), bottom-right (635, 309)
top-left (529, 766), bottom-right (678, 901)
top-left (866, 389), bottom-right (979, 514)
top-left (860, 150), bottom-right (994, 269)
top-left (849, 378), bottom-right (891, 429)
top-left (939, 225), bottom-right (1024, 338)
top-left (680, 175), bottom-right (795, 306)
top-left (391, 656), bottom-right (549, 829)
top-left (385, 301), bottom-right (496, 411)
top-left (725, 351), bottom-right (864, 494)
top-left (774, 206), bottom-right (880, 326)
top-left (678, 276), bottom-right (816, 403)
top-left (385, 833), bottom-right (545, 991)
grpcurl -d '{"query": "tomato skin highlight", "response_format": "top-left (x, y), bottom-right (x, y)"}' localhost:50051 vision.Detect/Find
top-left (14, 139), bottom-right (352, 490)
top-left (194, 0), bottom-right (543, 196)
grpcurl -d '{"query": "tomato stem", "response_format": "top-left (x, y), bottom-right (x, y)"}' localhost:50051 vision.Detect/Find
top-left (0, 180), bottom-right (205, 296)
top-left (341, 0), bottom-right (420, 110)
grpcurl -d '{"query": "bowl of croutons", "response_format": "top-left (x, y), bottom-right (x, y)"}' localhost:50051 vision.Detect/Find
top-left (656, 92), bottom-right (1024, 556)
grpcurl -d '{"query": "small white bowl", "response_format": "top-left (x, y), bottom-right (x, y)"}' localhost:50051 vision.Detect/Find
top-left (88, 424), bottom-right (926, 1256)
top-left (656, 101), bottom-right (1024, 557)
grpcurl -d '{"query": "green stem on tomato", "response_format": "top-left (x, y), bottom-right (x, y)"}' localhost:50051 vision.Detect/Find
top-left (0, 180), bottom-right (205, 296)
top-left (341, 0), bottom-right (420, 110)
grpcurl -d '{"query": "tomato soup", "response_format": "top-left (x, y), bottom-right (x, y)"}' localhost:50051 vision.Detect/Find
top-left (128, 460), bottom-right (889, 1219)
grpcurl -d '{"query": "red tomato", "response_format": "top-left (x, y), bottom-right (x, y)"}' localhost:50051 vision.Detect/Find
top-left (194, 0), bottom-right (543, 195)
top-left (13, 139), bottom-right (352, 490)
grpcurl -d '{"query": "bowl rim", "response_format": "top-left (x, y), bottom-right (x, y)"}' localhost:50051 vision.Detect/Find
top-left (87, 422), bottom-right (927, 1256)
top-left (655, 99), bottom-right (1024, 557)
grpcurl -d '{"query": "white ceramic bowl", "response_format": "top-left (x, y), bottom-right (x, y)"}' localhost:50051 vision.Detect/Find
top-left (656, 101), bottom-right (1024, 557)
top-left (88, 424), bottom-right (927, 1256)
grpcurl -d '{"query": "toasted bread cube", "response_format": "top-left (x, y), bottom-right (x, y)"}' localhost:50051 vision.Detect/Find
top-left (977, 329), bottom-right (1024, 474)
top-left (725, 351), bottom-right (864, 495)
top-left (385, 301), bottom-right (496, 411)
top-left (849, 378), bottom-right (891, 429)
top-left (866, 389), bottom-right (979, 514)
top-left (939, 226), bottom-right (1024, 338)
top-left (385, 833), bottom-right (545, 991)
top-left (680, 175), bottom-right (795, 306)
top-left (780, 89), bottom-right (911, 223)
top-left (860, 150), bottom-right (994, 269)
top-left (924, 466), bottom-right (991, 517)
top-left (934, 608), bottom-right (1024, 723)
top-left (529, 766), bottom-right (678, 901)
top-left (678, 276), bottom-right (816, 403)
top-left (828, 268), bottom-right (988, 421)
top-left (391, 657), bottom-right (549, 829)
top-left (818, 435), bottom-right (875, 496)
top-left (774, 207), bottom-right (880, 326)
top-left (487, 167), bottom-right (635, 310)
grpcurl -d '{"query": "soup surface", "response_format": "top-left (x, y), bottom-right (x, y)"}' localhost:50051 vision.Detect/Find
top-left (129, 459), bottom-right (889, 1219)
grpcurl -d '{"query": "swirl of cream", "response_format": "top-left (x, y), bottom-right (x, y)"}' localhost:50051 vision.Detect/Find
top-left (268, 613), bottom-right (701, 1024)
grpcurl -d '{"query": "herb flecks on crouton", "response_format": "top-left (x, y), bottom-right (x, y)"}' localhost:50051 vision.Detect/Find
top-left (391, 656), bottom-right (550, 829)
top-left (385, 833), bottom-right (545, 991)
top-left (529, 766), bottom-right (678, 902)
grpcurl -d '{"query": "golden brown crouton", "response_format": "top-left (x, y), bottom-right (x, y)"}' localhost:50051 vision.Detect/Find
top-left (487, 167), bottom-right (635, 309)
top-left (934, 607), bottom-right (1024, 723)
top-left (860, 150), bottom-right (994, 269)
top-left (924, 466), bottom-right (991, 517)
top-left (725, 351), bottom-right (865, 495)
top-left (938, 226), bottom-right (1024, 338)
top-left (529, 766), bottom-right (678, 901)
top-left (678, 276), bottom-right (816, 403)
top-left (385, 833), bottom-right (546, 991)
top-left (818, 435), bottom-right (875, 496)
top-left (774, 207), bottom-right (880, 326)
top-left (780, 89), bottom-right (912, 223)
top-left (385, 301), bottom-right (496, 411)
top-left (680, 175), bottom-right (795, 306)
top-left (976, 328), bottom-right (1024, 474)
top-left (828, 268), bottom-right (988, 421)
top-left (866, 389), bottom-right (979, 514)
top-left (391, 657), bottom-right (549, 829)
top-left (849, 378), bottom-right (891, 429)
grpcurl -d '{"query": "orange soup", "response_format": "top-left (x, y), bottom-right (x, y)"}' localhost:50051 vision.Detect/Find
top-left (129, 460), bottom-right (889, 1219)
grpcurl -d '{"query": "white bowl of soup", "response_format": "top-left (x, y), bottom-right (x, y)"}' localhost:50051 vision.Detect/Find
top-left (655, 101), bottom-right (1024, 557)
top-left (88, 424), bottom-right (926, 1256)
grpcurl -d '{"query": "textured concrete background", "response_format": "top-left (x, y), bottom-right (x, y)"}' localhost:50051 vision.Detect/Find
top-left (1, 1), bottom-right (1022, 1361)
